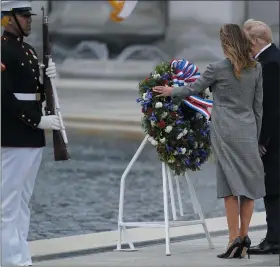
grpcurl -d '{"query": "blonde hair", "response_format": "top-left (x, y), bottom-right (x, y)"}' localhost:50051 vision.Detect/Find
top-left (243, 19), bottom-right (273, 44)
top-left (220, 24), bottom-right (257, 79)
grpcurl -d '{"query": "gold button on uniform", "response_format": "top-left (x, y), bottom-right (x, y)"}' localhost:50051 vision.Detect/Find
top-left (26, 52), bottom-right (28, 55)
top-left (21, 63), bottom-right (24, 66)
top-left (22, 115), bottom-right (25, 118)
top-left (28, 119), bottom-right (31, 122)
top-left (29, 60), bottom-right (32, 64)
top-left (32, 69), bottom-right (35, 72)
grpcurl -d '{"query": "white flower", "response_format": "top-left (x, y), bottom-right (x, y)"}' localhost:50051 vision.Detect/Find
top-left (155, 102), bottom-right (163, 109)
top-left (176, 133), bottom-right (183, 140)
top-left (196, 113), bottom-right (203, 119)
top-left (161, 112), bottom-right (168, 119)
top-left (168, 158), bottom-right (175, 163)
top-left (199, 142), bottom-right (204, 148)
top-left (183, 129), bottom-right (188, 135)
top-left (143, 93), bottom-right (148, 100)
top-left (165, 126), bottom-right (173, 133)
top-left (181, 148), bottom-right (186, 155)
top-left (151, 140), bottom-right (158, 146)
top-left (194, 141), bottom-right (198, 149)
top-left (148, 136), bottom-right (153, 142)
top-left (196, 158), bottom-right (200, 163)
top-left (173, 151), bottom-right (178, 155)
top-left (160, 137), bottom-right (166, 143)
top-left (188, 150), bottom-right (192, 155)
top-left (152, 72), bottom-right (161, 79)
top-left (151, 121), bottom-right (156, 127)
top-left (173, 105), bottom-right (178, 111)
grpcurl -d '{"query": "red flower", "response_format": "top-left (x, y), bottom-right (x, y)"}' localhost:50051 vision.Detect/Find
top-left (145, 77), bottom-right (149, 81)
top-left (142, 108), bottom-right (145, 113)
top-left (147, 108), bottom-right (153, 115)
top-left (171, 112), bottom-right (177, 118)
top-left (158, 120), bottom-right (166, 128)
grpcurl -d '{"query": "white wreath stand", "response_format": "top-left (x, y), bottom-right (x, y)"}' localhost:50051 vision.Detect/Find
top-left (115, 135), bottom-right (215, 256)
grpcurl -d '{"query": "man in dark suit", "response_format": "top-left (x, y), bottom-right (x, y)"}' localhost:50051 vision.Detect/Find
top-left (244, 19), bottom-right (280, 255)
top-left (1, 1), bottom-right (62, 266)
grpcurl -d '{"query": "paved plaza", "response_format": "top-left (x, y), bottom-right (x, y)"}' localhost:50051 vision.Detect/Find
top-left (34, 229), bottom-right (279, 266)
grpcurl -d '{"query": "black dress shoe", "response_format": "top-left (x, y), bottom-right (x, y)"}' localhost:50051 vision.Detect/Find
top-left (249, 239), bottom-right (280, 254)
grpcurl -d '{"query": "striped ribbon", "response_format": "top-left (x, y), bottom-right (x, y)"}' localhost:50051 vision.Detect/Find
top-left (171, 59), bottom-right (213, 120)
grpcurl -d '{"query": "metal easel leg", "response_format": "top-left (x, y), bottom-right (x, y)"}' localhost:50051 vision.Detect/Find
top-left (174, 176), bottom-right (184, 216)
top-left (162, 163), bottom-right (171, 256)
top-left (116, 135), bottom-right (149, 251)
top-left (184, 173), bottom-right (215, 249)
top-left (167, 167), bottom-right (177, 220)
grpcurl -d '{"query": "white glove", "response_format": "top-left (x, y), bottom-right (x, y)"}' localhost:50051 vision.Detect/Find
top-left (38, 115), bottom-right (61, 130)
top-left (45, 59), bottom-right (56, 78)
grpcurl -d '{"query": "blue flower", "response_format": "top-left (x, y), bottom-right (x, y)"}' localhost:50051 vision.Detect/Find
top-left (149, 112), bottom-right (157, 122)
top-left (166, 144), bottom-right (172, 152)
top-left (199, 149), bottom-right (207, 157)
top-left (187, 136), bottom-right (194, 141)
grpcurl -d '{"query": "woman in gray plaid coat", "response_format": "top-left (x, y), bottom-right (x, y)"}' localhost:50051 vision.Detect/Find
top-left (153, 24), bottom-right (265, 260)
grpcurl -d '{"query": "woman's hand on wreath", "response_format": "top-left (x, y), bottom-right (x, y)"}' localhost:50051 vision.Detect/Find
top-left (153, 85), bottom-right (173, 97)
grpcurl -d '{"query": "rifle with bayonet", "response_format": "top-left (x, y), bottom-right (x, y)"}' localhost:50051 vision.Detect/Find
top-left (42, 6), bottom-right (70, 161)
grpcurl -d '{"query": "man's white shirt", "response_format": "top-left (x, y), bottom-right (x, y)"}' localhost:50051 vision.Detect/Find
top-left (255, 43), bottom-right (272, 59)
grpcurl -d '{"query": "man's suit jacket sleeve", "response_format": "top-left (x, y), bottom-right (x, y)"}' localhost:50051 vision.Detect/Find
top-left (253, 64), bottom-right (263, 141)
top-left (171, 63), bottom-right (216, 100)
top-left (259, 62), bottom-right (279, 145)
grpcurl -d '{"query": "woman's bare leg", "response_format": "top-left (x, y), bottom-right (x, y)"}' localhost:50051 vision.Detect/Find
top-left (239, 196), bottom-right (254, 238)
top-left (224, 195), bottom-right (240, 244)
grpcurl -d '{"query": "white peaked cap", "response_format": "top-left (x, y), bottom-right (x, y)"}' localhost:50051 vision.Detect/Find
top-left (1, 1), bottom-right (32, 12)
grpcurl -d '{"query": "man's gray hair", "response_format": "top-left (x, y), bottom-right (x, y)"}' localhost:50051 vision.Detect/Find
top-left (243, 18), bottom-right (273, 44)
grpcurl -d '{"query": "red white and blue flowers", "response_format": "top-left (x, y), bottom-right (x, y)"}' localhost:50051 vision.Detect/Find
top-left (137, 59), bottom-right (212, 175)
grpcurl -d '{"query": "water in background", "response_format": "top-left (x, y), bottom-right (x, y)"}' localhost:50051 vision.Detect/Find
top-left (29, 130), bottom-right (265, 241)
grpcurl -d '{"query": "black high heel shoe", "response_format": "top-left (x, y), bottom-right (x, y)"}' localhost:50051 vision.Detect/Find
top-left (217, 236), bottom-right (243, 259)
top-left (234, 235), bottom-right (251, 259)
top-left (240, 236), bottom-right (251, 258)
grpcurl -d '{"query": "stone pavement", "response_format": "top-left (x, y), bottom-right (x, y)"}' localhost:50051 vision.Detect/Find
top-left (35, 230), bottom-right (279, 266)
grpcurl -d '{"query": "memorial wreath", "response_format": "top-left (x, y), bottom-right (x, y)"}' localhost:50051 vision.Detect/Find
top-left (137, 59), bottom-right (213, 175)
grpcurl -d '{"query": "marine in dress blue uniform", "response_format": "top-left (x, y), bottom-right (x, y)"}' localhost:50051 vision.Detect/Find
top-left (1, 1), bottom-right (61, 266)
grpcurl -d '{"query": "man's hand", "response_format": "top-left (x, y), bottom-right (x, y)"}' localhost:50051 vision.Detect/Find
top-left (38, 115), bottom-right (61, 130)
top-left (259, 145), bottom-right (267, 157)
top-left (45, 59), bottom-right (56, 78)
top-left (38, 59), bottom-right (57, 79)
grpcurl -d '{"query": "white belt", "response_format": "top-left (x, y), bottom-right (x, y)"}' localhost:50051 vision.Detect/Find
top-left (14, 93), bottom-right (38, 101)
